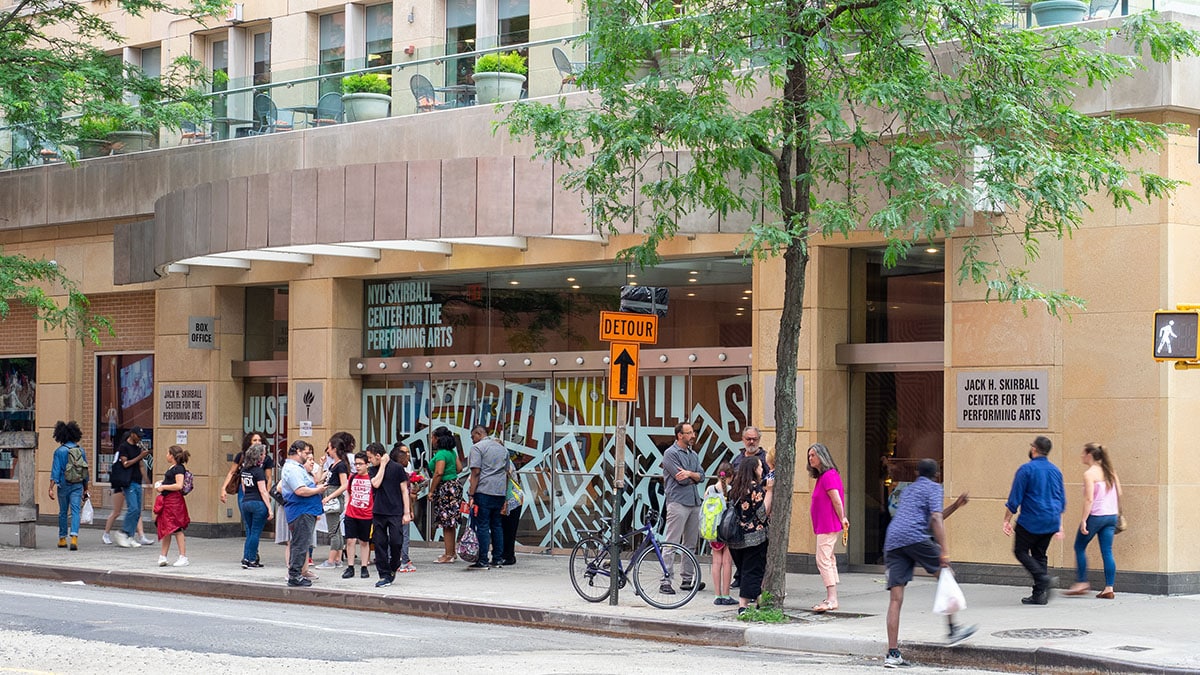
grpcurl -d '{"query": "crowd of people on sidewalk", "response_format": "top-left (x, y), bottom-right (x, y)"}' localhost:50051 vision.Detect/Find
top-left (48, 418), bottom-right (1125, 669)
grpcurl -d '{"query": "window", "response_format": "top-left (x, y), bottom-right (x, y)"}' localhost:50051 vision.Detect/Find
top-left (446, 0), bottom-right (476, 85)
top-left (319, 12), bottom-right (346, 95)
top-left (498, 0), bottom-right (529, 46)
top-left (0, 358), bottom-right (35, 480)
top-left (245, 287), bottom-right (289, 361)
top-left (139, 46), bottom-right (162, 79)
top-left (253, 31), bottom-right (271, 86)
top-left (96, 354), bottom-right (155, 484)
top-left (366, 4), bottom-right (393, 68)
top-left (211, 38), bottom-right (229, 117)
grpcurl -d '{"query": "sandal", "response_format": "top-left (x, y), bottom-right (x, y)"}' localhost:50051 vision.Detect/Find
top-left (1062, 585), bottom-right (1090, 596)
top-left (811, 600), bottom-right (838, 613)
top-left (434, 556), bottom-right (456, 564)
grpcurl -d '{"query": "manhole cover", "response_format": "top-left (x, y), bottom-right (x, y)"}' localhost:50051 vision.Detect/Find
top-left (993, 628), bottom-right (1090, 640)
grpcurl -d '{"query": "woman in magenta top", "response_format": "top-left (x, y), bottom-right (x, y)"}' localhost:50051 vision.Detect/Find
top-left (808, 443), bottom-right (849, 612)
top-left (1064, 443), bottom-right (1121, 599)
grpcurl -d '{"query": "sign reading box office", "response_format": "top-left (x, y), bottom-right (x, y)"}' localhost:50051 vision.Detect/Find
top-left (159, 384), bottom-right (207, 426)
top-left (955, 370), bottom-right (1047, 428)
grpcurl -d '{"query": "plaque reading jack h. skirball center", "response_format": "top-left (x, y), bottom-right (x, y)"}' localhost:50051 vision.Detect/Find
top-left (955, 370), bottom-right (1048, 429)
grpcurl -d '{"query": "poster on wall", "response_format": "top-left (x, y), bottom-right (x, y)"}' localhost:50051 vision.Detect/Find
top-left (0, 357), bottom-right (35, 479)
top-left (955, 370), bottom-right (1048, 428)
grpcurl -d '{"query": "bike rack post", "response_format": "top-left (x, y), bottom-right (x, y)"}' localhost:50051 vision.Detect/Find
top-left (609, 401), bottom-right (631, 606)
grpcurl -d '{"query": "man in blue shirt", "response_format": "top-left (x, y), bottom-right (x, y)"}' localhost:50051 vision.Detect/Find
top-left (1003, 436), bottom-right (1066, 605)
top-left (882, 458), bottom-right (973, 668)
top-left (280, 440), bottom-right (324, 587)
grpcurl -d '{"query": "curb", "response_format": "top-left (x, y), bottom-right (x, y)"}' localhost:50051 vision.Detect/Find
top-left (0, 559), bottom-right (1184, 673)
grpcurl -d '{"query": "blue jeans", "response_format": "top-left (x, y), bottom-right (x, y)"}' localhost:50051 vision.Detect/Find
top-left (121, 483), bottom-right (142, 537)
top-left (242, 500), bottom-right (269, 563)
top-left (1074, 514), bottom-right (1118, 587)
top-left (474, 493), bottom-right (505, 565)
top-left (57, 482), bottom-right (84, 537)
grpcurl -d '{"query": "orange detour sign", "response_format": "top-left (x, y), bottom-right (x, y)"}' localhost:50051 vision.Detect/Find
top-left (608, 343), bottom-right (639, 401)
top-left (599, 311), bottom-right (658, 345)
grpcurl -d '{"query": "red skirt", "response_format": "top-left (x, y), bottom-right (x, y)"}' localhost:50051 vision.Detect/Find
top-left (156, 491), bottom-right (190, 538)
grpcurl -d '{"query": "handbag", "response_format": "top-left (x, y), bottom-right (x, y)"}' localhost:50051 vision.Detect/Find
top-left (716, 504), bottom-right (744, 546)
top-left (457, 518), bottom-right (480, 563)
top-left (323, 494), bottom-right (341, 514)
top-left (1115, 511), bottom-right (1128, 534)
top-left (223, 470), bottom-right (240, 495)
top-left (505, 474), bottom-right (524, 512)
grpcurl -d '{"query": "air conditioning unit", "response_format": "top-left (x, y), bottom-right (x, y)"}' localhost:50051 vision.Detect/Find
top-left (972, 145), bottom-right (1005, 215)
top-left (226, 2), bottom-right (244, 23)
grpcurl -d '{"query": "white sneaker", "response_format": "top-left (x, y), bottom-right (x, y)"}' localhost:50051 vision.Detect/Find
top-left (137, 536), bottom-right (155, 546)
top-left (315, 561), bottom-right (339, 569)
top-left (113, 531), bottom-right (132, 548)
top-left (172, 557), bottom-right (190, 567)
top-left (101, 532), bottom-right (113, 545)
top-left (884, 651), bottom-right (912, 668)
top-left (128, 538), bottom-right (142, 548)
top-left (158, 555), bottom-right (169, 567)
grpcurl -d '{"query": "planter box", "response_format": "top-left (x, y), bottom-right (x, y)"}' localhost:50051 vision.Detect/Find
top-left (342, 93), bottom-right (392, 122)
top-left (105, 130), bottom-right (154, 154)
top-left (77, 138), bottom-right (112, 159)
top-left (1031, 0), bottom-right (1088, 26)
top-left (472, 72), bottom-right (527, 104)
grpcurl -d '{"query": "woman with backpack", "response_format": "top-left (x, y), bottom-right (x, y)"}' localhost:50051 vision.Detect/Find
top-left (153, 445), bottom-right (191, 567)
top-left (727, 456), bottom-right (773, 615)
top-left (49, 420), bottom-right (89, 551)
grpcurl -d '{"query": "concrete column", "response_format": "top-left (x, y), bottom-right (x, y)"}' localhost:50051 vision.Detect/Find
top-left (289, 278), bottom-right (363, 445)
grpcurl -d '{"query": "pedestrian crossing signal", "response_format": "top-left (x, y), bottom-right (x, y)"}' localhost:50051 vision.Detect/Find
top-left (1153, 311), bottom-right (1200, 361)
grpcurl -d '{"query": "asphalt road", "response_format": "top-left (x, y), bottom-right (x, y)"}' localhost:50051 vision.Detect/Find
top-left (0, 576), bottom-right (1007, 674)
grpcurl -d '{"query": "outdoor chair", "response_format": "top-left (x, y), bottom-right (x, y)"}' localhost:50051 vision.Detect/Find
top-left (552, 46), bottom-right (585, 93)
top-left (313, 91), bottom-right (344, 126)
top-left (409, 74), bottom-right (455, 112)
top-left (251, 93), bottom-right (293, 134)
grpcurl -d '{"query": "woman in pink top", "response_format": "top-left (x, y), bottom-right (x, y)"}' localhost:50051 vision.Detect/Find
top-left (807, 443), bottom-right (849, 612)
top-left (1064, 443), bottom-right (1121, 599)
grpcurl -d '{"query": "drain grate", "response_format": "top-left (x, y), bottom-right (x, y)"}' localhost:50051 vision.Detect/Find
top-left (1116, 645), bottom-right (1153, 652)
top-left (993, 628), bottom-right (1091, 640)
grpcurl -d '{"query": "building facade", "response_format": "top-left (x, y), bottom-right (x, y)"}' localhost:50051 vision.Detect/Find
top-left (2, 0), bottom-right (1200, 593)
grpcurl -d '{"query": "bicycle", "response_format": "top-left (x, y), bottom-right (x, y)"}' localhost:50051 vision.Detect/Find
top-left (568, 511), bottom-right (702, 609)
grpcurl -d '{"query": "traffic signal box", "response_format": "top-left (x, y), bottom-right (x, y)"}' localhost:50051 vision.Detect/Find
top-left (1153, 310), bottom-right (1200, 362)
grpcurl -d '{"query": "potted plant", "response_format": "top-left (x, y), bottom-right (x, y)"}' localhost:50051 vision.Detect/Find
top-left (341, 73), bottom-right (393, 122)
top-left (471, 51), bottom-right (527, 104)
top-left (74, 116), bottom-right (119, 159)
top-left (1030, 0), bottom-right (1088, 26)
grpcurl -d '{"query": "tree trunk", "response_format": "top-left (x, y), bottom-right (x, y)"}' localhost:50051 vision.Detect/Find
top-left (763, 241), bottom-right (808, 604)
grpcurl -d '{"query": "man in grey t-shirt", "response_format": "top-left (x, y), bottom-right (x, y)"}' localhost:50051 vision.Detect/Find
top-left (468, 425), bottom-right (509, 569)
top-left (661, 422), bottom-right (705, 594)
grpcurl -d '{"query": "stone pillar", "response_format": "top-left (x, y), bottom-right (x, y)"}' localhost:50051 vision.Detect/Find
top-left (289, 278), bottom-right (363, 447)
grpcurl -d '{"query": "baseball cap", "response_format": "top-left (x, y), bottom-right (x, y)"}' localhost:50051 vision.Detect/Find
top-left (129, 426), bottom-right (146, 438)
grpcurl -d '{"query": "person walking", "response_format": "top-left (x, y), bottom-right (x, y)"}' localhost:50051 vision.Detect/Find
top-left (807, 443), bottom-right (849, 613)
top-left (726, 458), bottom-right (772, 614)
top-left (49, 420), bottom-right (89, 551)
top-left (883, 459), bottom-right (974, 668)
top-left (112, 426), bottom-right (152, 549)
top-left (367, 442), bottom-right (412, 587)
top-left (280, 440), bottom-right (325, 587)
top-left (153, 445), bottom-right (191, 567)
top-left (1003, 436), bottom-right (1067, 605)
top-left (238, 443), bottom-right (272, 569)
top-left (1064, 443), bottom-right (1122, 599)
top-left (661, 421), bottom-right (705, 594)
top-left (341, 451), bottom-right (374, 579)
top-left (428, 432), bottom-right (464, 564)
top-left (219, 431), bottom-right (269, 542)
top-left (467, 425), bottom-right (508, 569)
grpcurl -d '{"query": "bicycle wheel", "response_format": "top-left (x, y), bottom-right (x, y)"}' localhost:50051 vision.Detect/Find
top-left (631, 541), bottom-right (701, 609)
top-left (569, 536), bottom-right (614, 603)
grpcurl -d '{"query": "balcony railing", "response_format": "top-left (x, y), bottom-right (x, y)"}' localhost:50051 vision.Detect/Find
top-left (3, 0), bottom-right (1197, 170)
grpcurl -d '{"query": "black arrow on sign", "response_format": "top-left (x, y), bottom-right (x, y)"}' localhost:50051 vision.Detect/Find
top-left (614, 348), bottom-right (636, 395)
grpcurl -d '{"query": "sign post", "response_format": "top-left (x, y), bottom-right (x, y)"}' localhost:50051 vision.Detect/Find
top-left (599, 311), bottom-right (659, 606)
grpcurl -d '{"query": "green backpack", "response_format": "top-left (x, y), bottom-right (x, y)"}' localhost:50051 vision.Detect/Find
top-left (699, 492), bottom-right (725, 541)
top-left (64, 444), bottom-right (88, 484)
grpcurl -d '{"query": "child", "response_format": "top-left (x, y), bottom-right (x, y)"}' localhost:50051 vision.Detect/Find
top-left (706, 461), bottom-right (736, 605)
top-left (154, 445), bottom-right (191, 567)
top-left (341, 451), bottom-right (375, 579)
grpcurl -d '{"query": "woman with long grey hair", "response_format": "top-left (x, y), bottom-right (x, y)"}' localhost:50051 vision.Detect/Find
top-left (807, 443), bottom-right (849, 612)
top-left (239, 443), bottom-right (273, 569)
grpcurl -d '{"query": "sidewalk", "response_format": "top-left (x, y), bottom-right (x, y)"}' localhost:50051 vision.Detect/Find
top-left (1, 524), bottom-right (1197, 674)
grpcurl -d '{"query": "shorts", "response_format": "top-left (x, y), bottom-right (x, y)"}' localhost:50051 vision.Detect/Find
top-left (883, 539), bottom-right (942, 589)
top-left (344, 516), bottom-right (373, 541)
top-left (710, 541), bottom-right (726, 551)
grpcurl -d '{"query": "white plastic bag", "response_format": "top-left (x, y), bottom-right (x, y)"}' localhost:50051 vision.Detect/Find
top-left (933, 568), bottom-right (966, 615)
top-left (80, 498), bottom-right (94, 525)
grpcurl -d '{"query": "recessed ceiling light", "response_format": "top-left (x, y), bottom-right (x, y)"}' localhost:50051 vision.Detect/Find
top-left (626, 274), bottom-right (636, 278)
top-left (687, 292), bottom-right (695, 297)
top-left (688, 278), bottom-right (697, 283)
top-left (566, 277), bottom-right (576, 282)
top-left (926, 247), bottom-right (939, 254)
top-left (689, 270), bottom-right (699, 275)
top-left (744, 289), bottom-right (752, 294)
top-left (737, 307), bottom-right (745, 311)
top-left (571, 285), bottom-right (580, 289)
top-left (735, 312), bottom-right (743, 316)
top-left (629, 281), bottom-right (638, 286)
top-left (509, 280), bottom-right (520, 285)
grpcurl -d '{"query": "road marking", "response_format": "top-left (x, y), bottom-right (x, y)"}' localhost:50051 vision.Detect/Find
top-left (0, 588), bottom-right (412, 637)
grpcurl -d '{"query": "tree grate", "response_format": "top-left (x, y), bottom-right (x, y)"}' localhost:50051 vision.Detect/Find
top-left (992, 628), bottom-right (1091, 640)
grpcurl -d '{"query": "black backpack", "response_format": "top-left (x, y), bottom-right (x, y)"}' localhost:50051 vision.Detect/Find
top-left (717, 503), bottom-right (744, 546)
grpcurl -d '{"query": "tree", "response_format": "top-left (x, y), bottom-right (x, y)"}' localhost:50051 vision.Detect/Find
top-left (505, 0), bottom-right (1199, 602)
top-left (0, 254), bottom-right (112, 343)
top-left (0, 0), bottom-right (228, 166)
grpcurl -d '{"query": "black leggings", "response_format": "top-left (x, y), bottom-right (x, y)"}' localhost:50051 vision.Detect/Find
top-left (373, 513), bottom-right (405, 577)
top-left (730, 540), bottom-right (768, 602)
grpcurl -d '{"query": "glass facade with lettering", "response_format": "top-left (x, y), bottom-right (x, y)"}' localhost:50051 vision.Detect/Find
top-left (362, 258), bottom-right (753, 357)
